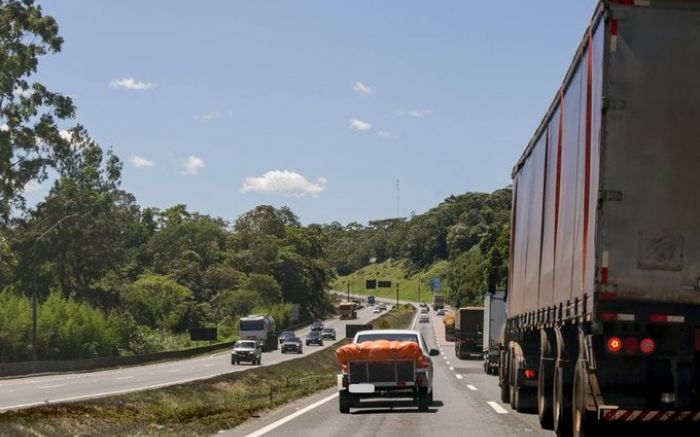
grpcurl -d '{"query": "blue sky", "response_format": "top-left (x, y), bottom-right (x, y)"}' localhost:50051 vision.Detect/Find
top-left (31, 0), bottom-right (598, 225)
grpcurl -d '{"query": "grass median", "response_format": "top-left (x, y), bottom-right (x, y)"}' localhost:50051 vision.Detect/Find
top-left (0, 304), bottom-right (416, 437)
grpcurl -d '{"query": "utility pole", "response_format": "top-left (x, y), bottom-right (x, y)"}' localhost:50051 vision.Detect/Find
top-left (31, 212), bottom-right (80, 361)
top-left (346, 281), bottom-right (350, 302)
top-left (396, 282), bottom-right (400, 306)
top-left (418, 274), bottom-right (421, 303)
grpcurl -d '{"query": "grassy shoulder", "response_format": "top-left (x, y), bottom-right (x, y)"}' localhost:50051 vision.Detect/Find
top-left (333, 259), bottom-right (449, 303)
top-left (0, 305), bottom-right (416, 437)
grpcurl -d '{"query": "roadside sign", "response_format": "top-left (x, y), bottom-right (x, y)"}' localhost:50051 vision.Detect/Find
top-left (378, 280), bottom-right (392, 288)
top-left (366, 279), bottom-right (377, 289)
top-left (431, 277), bottom-right (441, 291)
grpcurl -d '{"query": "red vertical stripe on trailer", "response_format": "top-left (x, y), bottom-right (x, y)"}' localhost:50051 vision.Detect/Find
top-left (583, 27), bottom-right (593, 292)
top-left (537, 128), bottom-right (550, 294)
top-left (553, 89), bottom-right (564, 258)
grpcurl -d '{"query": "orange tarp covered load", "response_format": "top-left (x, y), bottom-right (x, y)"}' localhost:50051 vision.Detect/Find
top-left (335, 340), bottom-right (428, 371)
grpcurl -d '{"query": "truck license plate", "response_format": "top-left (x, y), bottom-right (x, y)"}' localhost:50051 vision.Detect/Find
top-left (349, 383), bottom-right (375, 394)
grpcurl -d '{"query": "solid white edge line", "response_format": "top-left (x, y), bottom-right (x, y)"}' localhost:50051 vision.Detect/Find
top-left (244, 392), bottom-right (339, 437)
top-left (487, 401), bottom-right (508, 414)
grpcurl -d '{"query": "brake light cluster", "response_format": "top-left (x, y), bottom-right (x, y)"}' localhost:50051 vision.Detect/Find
top-left (524, 369), bottom-right (536, 380)
top-left (606, 336), bottom-right (655, 355)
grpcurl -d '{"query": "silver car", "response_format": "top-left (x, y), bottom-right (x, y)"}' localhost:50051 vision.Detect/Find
top-left (231, 340), bottom-right (262, 365)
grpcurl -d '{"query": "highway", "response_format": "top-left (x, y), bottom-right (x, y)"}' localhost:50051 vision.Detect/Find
top-left (225, 308), bottom-right (555, 437)
top-left (0, 306), bottom-right (381, 412)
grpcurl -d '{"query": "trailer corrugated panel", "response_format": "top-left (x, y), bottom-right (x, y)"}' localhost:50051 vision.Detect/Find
top-left (600, 4), bottom-right (700, 304)
top-left (509, 8), bottom-right (605, 319)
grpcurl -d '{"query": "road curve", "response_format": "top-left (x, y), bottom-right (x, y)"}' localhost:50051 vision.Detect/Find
top-left (0, 306), bottom-right (381, 412)
top-left (223, 309), bottom-right (555, 437)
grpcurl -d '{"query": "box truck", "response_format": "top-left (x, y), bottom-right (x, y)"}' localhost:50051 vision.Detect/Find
top-left (499, 1), bottom-right (700, 436)
top-left (454, 307), bottom-right (484, 359)
top-left (483, 291), bottom-right (506, 375)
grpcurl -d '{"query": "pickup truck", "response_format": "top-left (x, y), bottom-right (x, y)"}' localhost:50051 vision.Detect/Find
top-left (231, 340), bottom-right (262, 365)
top-left (336, 329), bottom-right (439, 413)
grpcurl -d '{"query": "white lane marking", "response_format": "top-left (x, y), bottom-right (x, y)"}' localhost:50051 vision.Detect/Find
top-left (167, 369), bottom-right (181, 373)
top-left (446, 361), bottom-right (451, 365)
top-left (467, 385), bottom-right (478, 391)
top-left (487, 401), bottom-right (508, 414)
top-left (455, 374), bottom-right (463, 380)
top-left (115, 376), bottom-right (134, 381)
top-left (39, 384), bottom-right (65, 389)
top-left (244, 392), bottom-right (339, 437)
top-left (204, 363), bottom-right (216, 367)
top-left (449, 366), bottom-right (454, 371)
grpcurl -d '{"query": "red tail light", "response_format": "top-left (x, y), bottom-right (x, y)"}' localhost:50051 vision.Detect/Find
top-left (640, 337), bottom-right (655, 354)
top-left (607, 336), bottom-right (622, 353)
top-left (524, 369), bottom-right (536, 380)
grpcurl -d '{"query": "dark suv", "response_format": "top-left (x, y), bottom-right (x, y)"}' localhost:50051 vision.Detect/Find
top-left (310, 320), bottom-right (324, 332)
top-left (306, 331), bottom-right (324, 346)
top-left (279, 330), bottom-right (295, 344)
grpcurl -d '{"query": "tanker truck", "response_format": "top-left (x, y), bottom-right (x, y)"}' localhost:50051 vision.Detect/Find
top-left (239, 315), bottom-right (278, 352)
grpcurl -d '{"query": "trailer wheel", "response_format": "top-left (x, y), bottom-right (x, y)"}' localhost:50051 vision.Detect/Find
top-left (418, 387), bottom-right (429, 412)
top-left (499, 350), bottom-right (511, 403)
top-left (573, 359), bottom-right (600, 437)
top-left (553, 364), bottom-right (573, 437)
top-left (538, 357), bottom-right (554, 429)
top-left (339, 391), bottom-right (351, 414)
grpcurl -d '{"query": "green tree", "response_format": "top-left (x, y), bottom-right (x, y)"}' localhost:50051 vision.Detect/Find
top-left (243, 273), bottom-right (282, 305)
top-left (122, 275), bottom-right (194, 331)
top-left (0, 0), bottom-right (76, 222)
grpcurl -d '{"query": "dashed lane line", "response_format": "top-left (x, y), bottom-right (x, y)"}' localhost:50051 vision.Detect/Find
top-left (115, 376), bottom-right (134, 381)
top-left (455, 374), bottom-right (463, 380)
top-left (487, 401), bottom-right (508, 414)
top-left (467, 384), bottom-right (478, 391)
top-left (449, 366), bottom-right (454, 371)
top-left (38, 384), bottom-right (65, 389)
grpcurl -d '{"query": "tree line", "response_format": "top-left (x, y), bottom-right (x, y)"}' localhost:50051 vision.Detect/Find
top-left (321, 188), bottom-right (512, 308)
top-left (0, 1), bottom-right (333, 361)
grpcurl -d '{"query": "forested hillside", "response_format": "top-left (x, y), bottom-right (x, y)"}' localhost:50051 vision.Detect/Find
top-left (325, 188), bottom-right (512, 307)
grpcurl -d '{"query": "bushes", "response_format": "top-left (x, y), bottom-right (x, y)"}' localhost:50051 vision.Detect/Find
top-left (0, 290), bottom-right (134, 361)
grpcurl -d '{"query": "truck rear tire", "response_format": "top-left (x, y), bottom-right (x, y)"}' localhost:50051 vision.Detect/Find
top-left (339, 391), bottom-right (352, 414)
top-left (418, 387), bottom-right (429, 412)
top-left (573, 359), bottom-right (600, 437)
top-left (553, 364), bottom-right (573, 437)
top-left (538, 358), bottom-right (554, 429)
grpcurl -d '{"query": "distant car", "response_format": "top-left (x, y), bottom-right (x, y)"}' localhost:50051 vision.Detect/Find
top-left (279, 330), bottom-right (295, 344)
top-left (373, 307), bottom-right (381, 314)
top-left (436, 309), bottom-right (446, 316)
top-left (306, 331), bottom-right (324, 346)
top-left (311, 320), bottom-right (324, 332)
top-left (419, 313), bottom-right (430, 323)
top-left (420, 306), bottom-right (429, 314)
top-left (282, 337), bottom-right (303, 354)
top-left (231, 340), bottom-right (262, 365)
top-left (322, 327), bottom-right (336, 340)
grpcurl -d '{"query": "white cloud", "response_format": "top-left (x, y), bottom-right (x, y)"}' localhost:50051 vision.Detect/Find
top-left (396, 108), bottom-right (433, 118)
top-left (23, 180), bottom-right (43, 193)
top-left (109, 77), bottom-right (157, 90)
top-left (59, 129), bottom-right (73, 141)
top-left (130, 155), bottom-right (155, 168)
top-left (13, 88), bottom-right (34, 98)
top-left (350, 118), bottom-right (371, 131)
top-left (378, 131), bottom-right (391, 138)
top-left (241, 170), bottom-right (327, 197)
top-left (194, 111), bottom-right (223, 122)
top-left (181, 155), bottom-right (205, 175)
top-left (0, 124), bottom-right (8, 132)
top-left (353, 81), bottom-right (373, 96)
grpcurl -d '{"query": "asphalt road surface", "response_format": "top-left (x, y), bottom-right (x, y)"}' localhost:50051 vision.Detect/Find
top-left (0, 306), bottom-right (382, 412)
top-left (224, 308), bottom-right (555, 437)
